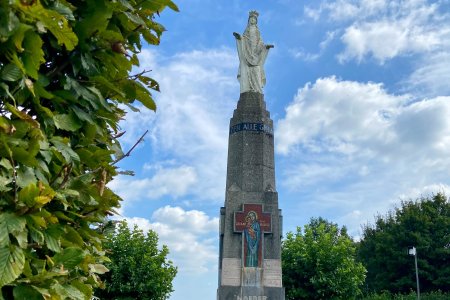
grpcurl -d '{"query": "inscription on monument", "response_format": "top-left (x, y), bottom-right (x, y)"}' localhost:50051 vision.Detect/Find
top-left (230, 122), bottom-right (273, 136)
top-left (237, 296), bottom-right (267, 300)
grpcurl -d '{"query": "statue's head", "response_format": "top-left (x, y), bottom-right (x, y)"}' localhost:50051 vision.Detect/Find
top-left (248, 10), bottom-right (259, 25)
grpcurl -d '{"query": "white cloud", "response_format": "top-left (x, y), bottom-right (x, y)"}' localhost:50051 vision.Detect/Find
top-left (151, 205), bottom-right (218, 234)
top-left (276, 77), bottom-right (450, 237)
top-left (325, 0), bottom-right (360, 21)
top-left (406, 51), bottom-right (450, 97)
top-left (396, 184), bottom-right (450, 201)
top-left (109, 165), bottom-right (197, 201)
top-left (304, 0), bottom-right (448, 63)
top-left (277, 77), bottom-right (450, 160)
top-left (338, 18), bottom-right (440, 63)
top-left (121, 206), bottom-right (219, 274)
top-left (276, 76), bottom-right (409, 155)
top-left (118, 48), bottom-right (237, 203)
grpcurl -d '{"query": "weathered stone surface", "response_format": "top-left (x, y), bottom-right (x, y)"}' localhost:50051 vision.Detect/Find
top-left (218, 91), bottom-right (284, 299)
top-left (218, 286), bottom-right (285, 300)
top-left (221, 258), bottom-right (241, 286)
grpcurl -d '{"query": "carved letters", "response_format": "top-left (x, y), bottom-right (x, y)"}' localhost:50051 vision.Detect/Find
top-left (236, 296), bottom-right (268, 300)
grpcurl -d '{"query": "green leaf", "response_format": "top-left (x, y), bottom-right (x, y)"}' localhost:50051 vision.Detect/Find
top-left (0, 64), bottom-right (22, 82)
top-left (0, 223), bottom-right (8, 248)
top-left (0, 7), bottom-right (20, 39)
top-left (142, 29), bottom-right (160, 45)
top-left (0, 83), bottom-right (16, 102)
top-left (51, 282), bottom-right (85, 299)
top-left (12, 146), bottom-right (38, 167)
top-left (166, 0), bottom-right (180, 12)
top-left (140, 0), bottom-right (178, 13)
top-left (117, 0), bottom-right (135, 11)
top-left (19, 182), bottom-right (55, 207)
top-left (63, 227), bottom-right (84, 247)
top-left (50, 137), bottom-right (80, 163)
top-left (54, 113), bottom-right (82, 131)
top-left (0, 176), bottom-right (12, 192)
top-left (13, 284), bottom-right (43, 299)
top-left (89, 263), bottom-right (109, 274)
top-left (22, 31), bottom-right (45, 79)
top-left (135, 82), bottom-right (156, 111)
top-left (74, 0), bottom-right (113, 44)
top-left (80, 52), bottom-right (98, 73)
top-left (0, 158), bottom-right (13, 170)
top-left (71, 106), bottom-right (93, 123)
top-left (139, 75), bottom-right (160, 92)
top-left (5, 103), bottom-right (40, 128)
top-left (70, 280), bottom-right (92, 299)
top-left (16, 166), bottom-right (37, 188)
top-left (91, 75), bottom-right (125, 98)
top-left (53, 247), bottom-right (84, 269)
top-left (30, 227), bottom-right (44, 245)
top-left (0, 245), bottom-right (25, 286)
top-left (34, 81), bottom-right (54, 100)
top-left (123, 11), bottom-right (146, 26)
top-left (15, 231), bottom-right (28, 249)
top-left (50, 1), bottom-right (75, 21)
top-left (0, 213), bottom-right (27, 247)
top-left (18, 182), bottom-right (40, 207)
top-left (63, 284), bottom-right (86, 299)
top-left (20, 3), bottom-right (78, 50)
top-left (43, 226), bottom-right (63, 253)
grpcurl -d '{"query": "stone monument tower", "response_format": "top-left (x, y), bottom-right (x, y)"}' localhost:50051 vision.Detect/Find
top-left (217, 11), bottom-right (285, 300)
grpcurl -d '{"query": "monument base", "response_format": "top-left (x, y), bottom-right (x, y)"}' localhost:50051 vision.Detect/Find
top-left (217, 286), bottom-right (285, 300)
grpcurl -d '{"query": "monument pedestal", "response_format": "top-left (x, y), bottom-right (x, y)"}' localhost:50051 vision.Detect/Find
top-left (217, 92), bottom-right (285, 300)
top-left (218, 286), bottom-right (285, 300)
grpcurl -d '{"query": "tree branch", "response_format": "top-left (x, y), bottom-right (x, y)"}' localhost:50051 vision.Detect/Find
top-left (112, 130), bottom-right (148, 166)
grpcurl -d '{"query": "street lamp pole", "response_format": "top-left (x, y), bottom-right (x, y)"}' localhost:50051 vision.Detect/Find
top-left (414, 249), bottom-right (420, 300)
top-left (408, 246), bottom-right (420, 300)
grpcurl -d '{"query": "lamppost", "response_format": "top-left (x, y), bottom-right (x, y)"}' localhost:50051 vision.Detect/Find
top-left (408, 246), bottom-right (420, 300)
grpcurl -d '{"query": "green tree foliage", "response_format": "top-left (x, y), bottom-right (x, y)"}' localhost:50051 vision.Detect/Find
top-left (96, 220), bottom-right (177, 300)
top-left (358, 193), bottom-right (450, 294)
top-left (362, 290), bottom-right (449, 300)
top-left (282, 217), bottom-right (366, 300)
top-left (0, 0), bottom-right (178, 298)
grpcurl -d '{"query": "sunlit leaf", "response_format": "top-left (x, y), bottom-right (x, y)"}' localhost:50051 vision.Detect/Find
top-left (19, 2), bottom-right (78, 50)
top-left (89, 263), bottom-right (108, 274)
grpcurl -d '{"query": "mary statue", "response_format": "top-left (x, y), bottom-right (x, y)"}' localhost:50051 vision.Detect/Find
top-left (233, 11), bottom-right (274, 94)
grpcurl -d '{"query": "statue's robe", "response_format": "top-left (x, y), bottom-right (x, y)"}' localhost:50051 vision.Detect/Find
top-left (236, 26), bottom-right (269, 94)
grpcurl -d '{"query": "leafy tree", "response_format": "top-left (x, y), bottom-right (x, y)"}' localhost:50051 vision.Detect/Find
top-left (358, 193), bottom-right (450, 294)
top-left (0, 0), bottom-right (178, 298)
top-left (96, 220), bottom-right (177, 300)
top-left (282, 217), bottom-right (366, 300)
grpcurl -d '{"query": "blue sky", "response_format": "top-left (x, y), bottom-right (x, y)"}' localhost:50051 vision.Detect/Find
top-left (108, 0), bottom-right (450, 299)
